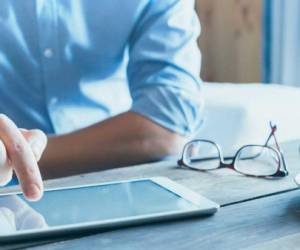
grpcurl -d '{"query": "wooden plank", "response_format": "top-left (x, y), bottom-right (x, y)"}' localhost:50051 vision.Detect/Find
top-left (242, 232), bottom-right (300, 250)
top-left (10, 187), bottom-right (300, 250)
top-left (1, 140), bottom-right (299, 206)
top-left (235, 0), bottom-right (262, 83)
top-left (196, 0), bottom-right (262, 83)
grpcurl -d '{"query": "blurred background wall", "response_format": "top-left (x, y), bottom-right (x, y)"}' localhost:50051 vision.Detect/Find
top-left (196, 0), bottom-right (262, 83)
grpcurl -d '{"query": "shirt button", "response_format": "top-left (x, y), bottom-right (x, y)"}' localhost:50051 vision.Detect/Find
top-left (44, 48), bottom-right (54, 58)
top-left (50, 97), bottom-right (58, 105)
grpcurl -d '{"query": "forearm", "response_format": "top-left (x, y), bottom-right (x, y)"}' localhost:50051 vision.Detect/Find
top-left (39, 112), bottom-right (185, 179)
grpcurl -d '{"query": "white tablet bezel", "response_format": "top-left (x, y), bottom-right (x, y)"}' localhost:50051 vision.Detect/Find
top-left (0, 177), bottom-right (219, 242)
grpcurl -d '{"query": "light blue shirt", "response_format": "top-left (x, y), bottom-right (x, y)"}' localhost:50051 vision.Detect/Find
top-left (0, 0), bottom-right (203, 136)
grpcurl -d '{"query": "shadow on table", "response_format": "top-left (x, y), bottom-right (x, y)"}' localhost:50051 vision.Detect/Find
top-left (286, 194), bottom-right (300, 221)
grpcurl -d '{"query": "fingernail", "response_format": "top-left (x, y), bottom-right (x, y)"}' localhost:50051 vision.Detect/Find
top-left (25, 184), bottom-right (42, 201)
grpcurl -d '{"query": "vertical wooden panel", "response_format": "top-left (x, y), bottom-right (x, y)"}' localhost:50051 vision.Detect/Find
top-left (196, 0), bottom-right (262, 83)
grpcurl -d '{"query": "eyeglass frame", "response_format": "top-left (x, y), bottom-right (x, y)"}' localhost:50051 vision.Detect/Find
top-left (178, 122), bottom-right (289, 178)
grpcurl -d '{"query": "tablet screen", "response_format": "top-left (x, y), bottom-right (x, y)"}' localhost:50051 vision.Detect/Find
top-left (0, 180), bottom-right (198, 233)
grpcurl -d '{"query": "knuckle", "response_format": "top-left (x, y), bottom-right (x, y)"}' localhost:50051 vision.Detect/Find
top-left (9, 141), bottom-right (26, 157)
top-left (24, 164), bottom-right (35, 176)
top-left (16, 163), bottom-right (36, 181)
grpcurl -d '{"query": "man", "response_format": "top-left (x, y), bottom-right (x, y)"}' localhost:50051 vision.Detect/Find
top-left (0, 0), bottom-right (203, 201)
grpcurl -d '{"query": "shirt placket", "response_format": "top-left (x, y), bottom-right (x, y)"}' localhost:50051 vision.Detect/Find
top-left (36, 0), bottom-right (62, 133)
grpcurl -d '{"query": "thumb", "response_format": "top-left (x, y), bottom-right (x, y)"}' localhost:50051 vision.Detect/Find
top-left (20, 129), bottom-right (47, 162)
top-left (0, 139), bottom-right (13, 186)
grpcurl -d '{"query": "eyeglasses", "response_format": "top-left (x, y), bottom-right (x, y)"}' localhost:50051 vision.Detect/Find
top-left (178, 122), bottom-right (288, 178)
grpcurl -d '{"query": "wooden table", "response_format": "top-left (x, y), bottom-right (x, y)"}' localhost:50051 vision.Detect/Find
top-left (1, 140), bottom-right (300, 250)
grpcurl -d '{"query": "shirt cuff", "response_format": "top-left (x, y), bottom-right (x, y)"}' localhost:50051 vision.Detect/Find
top-left (130, 85), bottom-right (204, 137)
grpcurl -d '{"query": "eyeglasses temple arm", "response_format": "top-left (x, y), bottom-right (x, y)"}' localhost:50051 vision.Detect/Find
top-left (265, 122), bottom-right (280, 151)
top-left (266, 122), bottom-right (289, 174)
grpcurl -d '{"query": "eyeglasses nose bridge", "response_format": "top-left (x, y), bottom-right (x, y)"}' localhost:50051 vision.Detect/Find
top-left (220, 161), bottom-right (235, 170)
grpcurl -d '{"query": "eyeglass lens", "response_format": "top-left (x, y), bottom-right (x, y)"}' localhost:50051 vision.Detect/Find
top-left (184, 141), bottom-right (280, 176)
top-left (184, 141), bottom-right (220, 170)
top-left (235, 146), bottom-right (280, 176)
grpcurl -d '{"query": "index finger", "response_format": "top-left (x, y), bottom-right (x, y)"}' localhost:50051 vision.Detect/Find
top-left (0, 115), bottom-right (43, 201)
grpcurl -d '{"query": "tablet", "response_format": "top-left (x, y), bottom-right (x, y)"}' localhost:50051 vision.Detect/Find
top-left (0, 177), bottom-right (219, 242)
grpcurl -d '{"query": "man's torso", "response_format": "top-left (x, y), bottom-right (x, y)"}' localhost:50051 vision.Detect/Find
top-left (0, 1), bottom-right (149, 133)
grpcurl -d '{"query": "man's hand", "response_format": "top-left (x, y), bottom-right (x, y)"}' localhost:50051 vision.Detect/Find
top-left (0, 115), bottom-right (47, 201)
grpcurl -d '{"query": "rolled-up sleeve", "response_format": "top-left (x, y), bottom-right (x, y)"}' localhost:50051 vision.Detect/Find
top-left (128, 0), bottom-right (204, 136)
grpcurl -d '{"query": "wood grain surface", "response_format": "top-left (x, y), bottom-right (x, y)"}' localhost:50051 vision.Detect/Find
top-left (243, 231), bottom-right (300, 250)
